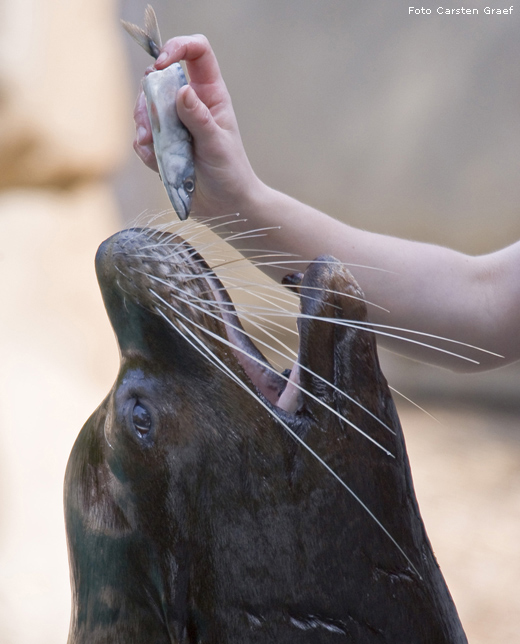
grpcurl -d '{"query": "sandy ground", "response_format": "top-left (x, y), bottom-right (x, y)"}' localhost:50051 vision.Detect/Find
top-left (398, 403), bottom-right (520, 644)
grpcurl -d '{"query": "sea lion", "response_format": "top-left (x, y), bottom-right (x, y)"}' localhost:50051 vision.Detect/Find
top-left (64, 226), bottom-right (467, 643)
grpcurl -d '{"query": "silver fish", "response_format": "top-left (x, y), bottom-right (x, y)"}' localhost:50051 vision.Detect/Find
top-left (122, 5), bottom-right (195, 220)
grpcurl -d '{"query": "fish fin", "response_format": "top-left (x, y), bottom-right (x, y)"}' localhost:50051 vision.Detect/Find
top-left (144, 5), bottom-right (163, 50)
top-left (121, 6), bottom-right (162, 59)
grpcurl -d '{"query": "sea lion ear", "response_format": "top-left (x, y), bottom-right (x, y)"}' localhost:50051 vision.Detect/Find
top-left (297, 256), bottom-right (387, 421)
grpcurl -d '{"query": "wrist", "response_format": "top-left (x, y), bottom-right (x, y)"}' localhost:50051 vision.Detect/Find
top-left (234, 173), bottom-right (271, 216)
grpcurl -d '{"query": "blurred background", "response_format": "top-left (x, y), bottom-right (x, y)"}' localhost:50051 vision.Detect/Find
top-left (0, 0), bottom-right (518, 642)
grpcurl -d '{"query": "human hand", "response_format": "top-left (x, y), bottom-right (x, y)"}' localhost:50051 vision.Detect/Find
top-left (133, 35), bottom-right (262, 219)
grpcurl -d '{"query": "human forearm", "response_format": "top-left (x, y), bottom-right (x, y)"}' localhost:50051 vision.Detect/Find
top-left (133, 35), bottom-right (518, 371)
top-left (223, 182), bottom-right (507, 370)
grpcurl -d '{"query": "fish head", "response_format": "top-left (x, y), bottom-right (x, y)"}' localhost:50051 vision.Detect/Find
top-left (160, 152), bottom-right (195, 220)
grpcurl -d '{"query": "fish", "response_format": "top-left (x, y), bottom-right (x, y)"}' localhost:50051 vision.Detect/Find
top-left (122, 6), bottom-right (195, 220)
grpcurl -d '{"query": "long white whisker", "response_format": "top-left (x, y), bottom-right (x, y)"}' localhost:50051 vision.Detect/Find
top-left (387, 386), bottom-right (442, 424)
top-left (150, 287), bottom-right (396, 453)
top-left (128, 264), bottom-right (401, 437)
top-left (209, 279), bottom-right (386, 315)
top-left (155, 306), bottom-right (420, 579)
top-left (221, 225), bottom-right (283, 244)
top-left (216, 258), bottom-right (397, 274)
top-left (198, 304), bottom-right (498, 362)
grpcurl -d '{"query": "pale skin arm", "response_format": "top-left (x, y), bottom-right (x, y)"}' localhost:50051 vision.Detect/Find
top-left (133, 36), bottom-right (520, 372)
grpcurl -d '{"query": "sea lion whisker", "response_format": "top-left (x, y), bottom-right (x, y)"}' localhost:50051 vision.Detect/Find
top-left (139, 272), bottom-right (294, 342)
top-left (211, 272), bottom-right (353, 309)
top-left (203, 276), bottom-right (300, 308)
top-left (221, 283), bottom-right (373, 315)
top-left (130, 269), bottom-right (233, 315)
top-left (133, 230), bottom-right (190, 252)
top-left (128, 234), bottom-right (212, 265)
top-left (181, 212), bottom-right (243, 234)
top-left (167, 213), bottom-right (245, 241)
top-left (154, 306), bottom-right (420, 578)
top-left (228, 311), bottom-right (299, 360)
top-left (124, 209), bottom-right (180, 232)
top-left (216, 294), bottom-right (301, 328)
top-left (334, 322), bottom-right (481, 364)
top-left (151, 288), bottom-right (397, 450)
top-left (121, 212), bottom-right (154, 234)
top-left (322, 318), bottom-right (503, 359)
top-left (119, 225), bottom-right (153, 249)
top-left (129, 247), bottom-right (203, 264)
top-left (121, 213), bottom-right (178, 243)
top-left (223, 284), bottom-right (298, 313)
top-left (387, 385), bottom-right (442, 424)
top-left (206, 252), bottom-right (304, 272)
top-left (210, 297), bottom-right (487, 365)
top-left (128, 267), bottom-right (229, 302)
top-left (146, 216), bottom-right (204, 239)
top-left (215, 232), bottom-right (273, 247)
top-left (133, 269), bottom-right (395, 436)
top-left (224, 308), bottom-right (397, 435)
top-left (181, 218), bottom-right (250, 245)
top-left (103, 408), bottom-right (115, 450)
top-left (223, 258), bottom-right (396, 274)
top-left (214, 304), bottom-right (498, 362)
top-left (287, 283), bottom-right (390, 313)
top-left (220, 225), bottom-right (283, 244)
top-left (144, 211), bottom-right (178, 231)
top-left (144, 273), bottom-right (297, 340)
top-left (234, 247), bottom-right (301, 258)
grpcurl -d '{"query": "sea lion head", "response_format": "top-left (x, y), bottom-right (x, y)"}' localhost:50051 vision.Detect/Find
top-left (64, 227), bottom-right (466, 643)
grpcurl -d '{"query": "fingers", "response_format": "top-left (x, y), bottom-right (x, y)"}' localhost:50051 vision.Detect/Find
top-left (133, 90), bottom-right (151, 142)
top-left (133, 89), bottom-right (159, 172)
top-left (176, 84), bottom-right (219, 142)
top-left (132, 34), bottom-right (236, 179)
top-left (133, 138), bottom-right (159, 173)
top-left (154, 34), bottom-right (222, 87)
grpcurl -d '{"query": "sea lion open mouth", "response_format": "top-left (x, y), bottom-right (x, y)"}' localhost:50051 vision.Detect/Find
top-left (65, 226), bottom-right (467, 643)
top-left (95, 226), bottom-right (291, 411)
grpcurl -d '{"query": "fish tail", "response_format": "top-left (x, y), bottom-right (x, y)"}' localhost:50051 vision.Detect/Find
top-left (144, 5), bottom-right (162, 50)
top-left (121, 5), bottom-right (163, 59)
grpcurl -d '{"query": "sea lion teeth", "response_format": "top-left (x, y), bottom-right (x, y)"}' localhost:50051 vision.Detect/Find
top-left (65, 226), bottom-right (467, 643)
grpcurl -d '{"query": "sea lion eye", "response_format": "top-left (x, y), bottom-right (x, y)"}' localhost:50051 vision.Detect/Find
top-left (183, 178), bottom-right (195, 194)
top-left (132, 402), bottom-right (152, 436)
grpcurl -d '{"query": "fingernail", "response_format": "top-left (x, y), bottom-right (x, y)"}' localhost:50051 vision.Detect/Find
top-left (136, 126), bottom-right (147, 144)
top-left (156, 52), bottom-right (168, 65)
top-left (183, 85), bottom-right (197, 110)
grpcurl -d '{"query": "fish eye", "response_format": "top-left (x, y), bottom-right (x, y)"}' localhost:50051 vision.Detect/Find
top-left (132, 402), bottom-right (152, 437)
top-left (183, 178), bottom-right (195, 194)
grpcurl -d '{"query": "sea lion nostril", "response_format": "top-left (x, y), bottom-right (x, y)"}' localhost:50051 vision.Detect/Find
top-left (282, 271), bottom-right (304, 294)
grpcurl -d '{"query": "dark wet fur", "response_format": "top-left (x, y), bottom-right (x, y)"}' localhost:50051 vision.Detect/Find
top-left (64, 227), bottom-right (467, 643)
